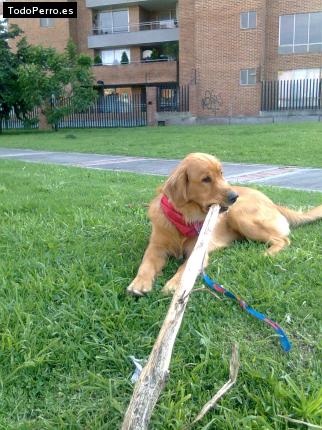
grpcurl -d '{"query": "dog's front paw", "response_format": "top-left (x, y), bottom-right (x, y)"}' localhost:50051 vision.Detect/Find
top-left (127, 276), bottom-right (153, 296)
top-left (162, 278), bottom-right (180, 295)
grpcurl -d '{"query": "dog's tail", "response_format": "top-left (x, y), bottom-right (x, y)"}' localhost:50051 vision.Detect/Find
top-left (276, 204), bottom-right (322, 227)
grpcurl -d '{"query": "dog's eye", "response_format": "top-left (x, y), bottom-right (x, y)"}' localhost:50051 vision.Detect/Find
top-left (202, 176), bottom-right (212, 183)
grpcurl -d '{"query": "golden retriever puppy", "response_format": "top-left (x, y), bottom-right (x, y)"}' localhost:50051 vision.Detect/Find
top-left (127, 153), bottom-right (322, 296)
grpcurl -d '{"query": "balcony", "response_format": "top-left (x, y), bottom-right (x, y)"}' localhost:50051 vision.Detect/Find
top-left (86, 0), bottom-right (176, 9)
top-left (88, 20), bottom-right (179, 49)
top-left (93, 59), bottom-right (178, 86)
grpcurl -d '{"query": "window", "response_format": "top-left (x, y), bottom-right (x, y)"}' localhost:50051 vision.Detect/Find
top-left (240, 68), bottom-right (256, 85)
top-left (240, 11), bottom-right (257, 29)
top-left (101, 48), bottom-right (130, 65)
top-left (279, 12), bottom-right (322, 54)
top-left (94, 10), bottom-right (129, 34)
top-left (158, 9), bottom-right (177, 28)
top-left (112, 10), bottom-right (128, 33)
top-left (40, 18), bottom-right (54, 27)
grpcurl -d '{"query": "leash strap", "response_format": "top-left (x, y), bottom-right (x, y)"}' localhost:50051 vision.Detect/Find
top-left (202, 272), bottom-right (292, 352)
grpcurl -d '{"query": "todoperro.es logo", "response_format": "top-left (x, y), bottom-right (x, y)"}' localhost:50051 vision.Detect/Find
top-left (3, 2), bottom-right (77, 18)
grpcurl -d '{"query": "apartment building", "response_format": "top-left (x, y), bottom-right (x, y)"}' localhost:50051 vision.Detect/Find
top-left (5, 0), bottom-right (179, 103)
top-left (181, 0), bottom-right (322, 116)
top-left (5, 0), bottom-right (322, 117)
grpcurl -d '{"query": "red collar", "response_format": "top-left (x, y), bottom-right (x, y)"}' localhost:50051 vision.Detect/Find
top-left (160, 195), bottom-right (203, 237)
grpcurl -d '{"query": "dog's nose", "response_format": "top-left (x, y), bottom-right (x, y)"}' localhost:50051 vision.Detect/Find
top-left (227, 191), bottom-right (239, 204)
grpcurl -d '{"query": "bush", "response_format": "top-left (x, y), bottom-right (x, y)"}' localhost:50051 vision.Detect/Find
top-left (94, 54), bottom-right (102, 65)
top-left (150, 48), bottom-right (159, 60)
top-left (121, 51), bottom-right (129, 64)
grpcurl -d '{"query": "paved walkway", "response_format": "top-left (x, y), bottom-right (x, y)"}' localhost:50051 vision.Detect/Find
top-left (0, 147), bottom-right (321, 192)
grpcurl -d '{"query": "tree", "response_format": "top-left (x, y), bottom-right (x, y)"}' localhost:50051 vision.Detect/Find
top-left (120, 51), bottom-right (129, 64)
top-left (16, 38), bottom-right (97, 130)
top-left (0, 25), bottom-right (97, 132)
top-left (163, 42), bottom-right (179, 60)
top-left (0, 23), bottom-right (31, 132)
top-left (94, 54), bottom-right (102, 65)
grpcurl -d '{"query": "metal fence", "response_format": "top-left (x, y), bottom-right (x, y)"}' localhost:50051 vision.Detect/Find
top-left (56, 94), bottom-right (147, 128)
top-left (261, 79), bottom-right (322, 111)
top-left (1, 95), bottom-right (147, 130)
top-left (1, 108), bottom-right (39, 130)
top-left (157, 85), bottom-right (189, 112)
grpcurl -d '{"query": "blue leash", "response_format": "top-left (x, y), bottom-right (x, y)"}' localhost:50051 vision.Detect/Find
top-left (202, 272), bottom-right (292, 352)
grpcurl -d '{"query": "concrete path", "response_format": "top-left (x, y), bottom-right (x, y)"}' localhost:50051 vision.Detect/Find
top-left (0, 147), bottom-right (321, 192)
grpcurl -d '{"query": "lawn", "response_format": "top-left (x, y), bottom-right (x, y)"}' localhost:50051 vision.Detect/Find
top-left (1, 122), bottom-right (322, 167)
top-left (0, 160), bottom-right (321, 429)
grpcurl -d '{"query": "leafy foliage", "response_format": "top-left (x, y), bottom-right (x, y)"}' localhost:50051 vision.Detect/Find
top-left (0, 24), bottom-right (32, 131)
top-left (150, 48), bottom-right (159, 60)
top-left (163, 42), bottom-right (179, 60)
top-left (0, 26), bottom-right (97, 131)
top-left (120, 51), bottom-right (129, 64)
top-left (94, 54), bottom-right (102, 65)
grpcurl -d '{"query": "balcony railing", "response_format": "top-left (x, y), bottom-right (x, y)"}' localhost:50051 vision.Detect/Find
top-left (86, 0), bottom-right (177, 9)
top-left (94, 58), bottom-right (175, 66)
top-left (92, 60), bottom-right (178, 86)
top-left (93, 61), bottom-right (178, 86)
top-left (91, 19), bottom-right (178, 36)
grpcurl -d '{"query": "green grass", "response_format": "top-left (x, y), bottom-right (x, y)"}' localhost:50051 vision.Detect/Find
top-left (0, 160), bottom-right (321, 429)
top-left (1, 122), bottom-right (322, 167)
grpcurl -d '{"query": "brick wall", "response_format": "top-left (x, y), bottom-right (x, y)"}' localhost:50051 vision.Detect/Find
top-left (93, 60), bottom-right (178, 86)
top-left (264, 0), bottom-right (322, 80)
top-left (178, 0), bottom-right (196, 85)
top-left (8, 0), bottom-right (92, 56)
top-left (8, 0), bottom-right (71, 52)
top-left (129, 5), bottom-right (140, 30)
top-left (180, 0), bottom-right (322, 117)
top-left (180, 0), bottom-right (266, 116)
top-left (71, 0), bottom-right (92, 57)
top-left (129, 6), bottom-right (141, 62)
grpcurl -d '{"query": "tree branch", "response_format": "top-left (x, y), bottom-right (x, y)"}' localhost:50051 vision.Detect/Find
top-left (190, 343), bottom-right (240, 427)
top-left (121, 205), bottom-right (220, 430)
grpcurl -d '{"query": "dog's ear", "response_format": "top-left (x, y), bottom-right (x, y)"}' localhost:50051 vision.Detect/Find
top-left (162, 164), bottom-right (188, 208)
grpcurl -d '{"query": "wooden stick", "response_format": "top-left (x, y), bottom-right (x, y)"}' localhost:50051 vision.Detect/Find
top-left (191, 343), bottom-right (240, 427)
top-left (192, 286), bottom-right (222, 300)
top-left (277, 416), bottom-right (322, 429)
top-left (121, 205), bottom-right (220, 430)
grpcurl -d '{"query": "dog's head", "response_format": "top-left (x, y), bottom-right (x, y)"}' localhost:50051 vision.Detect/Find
top-left (162, 153), bottom-right (238, 212)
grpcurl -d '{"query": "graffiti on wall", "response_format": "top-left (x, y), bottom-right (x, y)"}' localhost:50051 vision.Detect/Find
top-left (201, 90), bottom-right (223, 115)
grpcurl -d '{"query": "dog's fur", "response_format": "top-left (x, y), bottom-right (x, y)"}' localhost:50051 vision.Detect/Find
top-left (127, 153), bottom-right (322, 295)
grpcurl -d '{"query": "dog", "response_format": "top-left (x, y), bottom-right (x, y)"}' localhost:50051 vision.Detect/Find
top-left (127, 153), bottom-right (322, 296)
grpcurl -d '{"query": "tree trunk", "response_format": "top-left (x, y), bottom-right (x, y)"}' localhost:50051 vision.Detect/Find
top-left (38, 108), bottom-right (51, 130)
